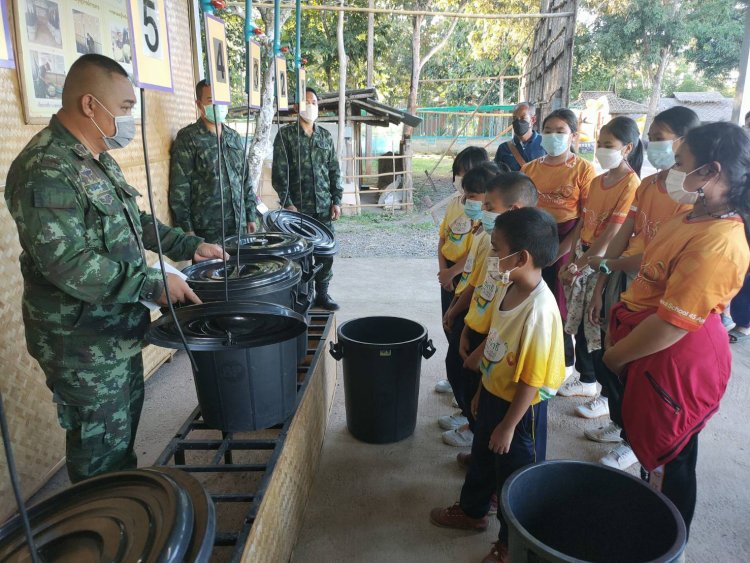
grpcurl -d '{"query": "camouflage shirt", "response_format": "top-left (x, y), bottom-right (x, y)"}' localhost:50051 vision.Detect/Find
top-left (4, 115), bottom-right (202, 370)
top-left (169, 119), bottom-right (257, 243)
top-left (271, 123), bottom-right (342, 215)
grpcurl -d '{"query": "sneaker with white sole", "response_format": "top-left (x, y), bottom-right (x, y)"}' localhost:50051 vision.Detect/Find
top-left (600, 442), bottom-right (638, 470)
top-left (558, 379), bottom-right (598, 397)
top-left (442, 426), bottom-right (474, 447)
top-left (435, 379), bottom-right (453, 393)
top-left (451, 397), bottom-right (459, 408)
top-left (584, 421), bottom-right (623, 443)
top-left (438, 412), bottom-right (468, 430)
top-left (575, 396), bottom-right (610, 419)
top-left (721, 314), bottom-right (736, 332)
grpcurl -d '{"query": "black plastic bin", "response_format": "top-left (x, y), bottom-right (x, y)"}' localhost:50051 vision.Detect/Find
top-left (329, 317), bottom-right (436, 444)
top-left (501, 460), bottom-right (687, 563)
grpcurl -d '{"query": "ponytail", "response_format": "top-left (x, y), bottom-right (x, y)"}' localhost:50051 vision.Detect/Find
top-left (601, 116), bottom-right (643, 176)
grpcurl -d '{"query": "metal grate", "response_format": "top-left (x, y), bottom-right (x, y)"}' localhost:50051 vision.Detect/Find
top-left (154, 311), bottom-right (334, 561)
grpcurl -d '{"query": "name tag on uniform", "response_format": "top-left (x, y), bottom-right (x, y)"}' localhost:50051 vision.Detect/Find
top-left (484, 329), bottom-right (507, 363)
top-left (450, 215), bottom-right (472, 235)
top-left (478, 279), bottom-right (497, 302)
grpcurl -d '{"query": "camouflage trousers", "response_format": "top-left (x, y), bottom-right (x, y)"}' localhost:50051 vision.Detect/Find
top-left (309, 213), bottom-right (334, 284)
top-left (45, 354), bottom-right (145, 483)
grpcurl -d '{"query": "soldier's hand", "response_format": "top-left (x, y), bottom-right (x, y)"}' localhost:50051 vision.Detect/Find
top-left (158, 274), bottom-right (202, 306)
top-left (247, 222), bottom-right (257, 234)
top-left (193, 243), bottom-right (229, 263)
top-left (331, 204), bottom-right (342, 221)
top-left (285, 204), bottom-right (298, 212)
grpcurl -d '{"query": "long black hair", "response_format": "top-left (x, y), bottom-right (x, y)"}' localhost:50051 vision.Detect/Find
top-left (462, 161), bottom-right (500, 194)
top-left (453, 146), bottom-right (489, 181)
top-left (601, 116), bottom-right (644, 176)
top-left (652, 106), bottom-right (701, 138)
top-left (684, 122), bottom-right (750, 242)
top-left (542, 109), bottom-right (579, 134)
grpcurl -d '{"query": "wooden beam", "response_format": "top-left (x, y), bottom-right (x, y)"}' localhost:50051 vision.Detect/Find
top-left (420, 75), bottom-right (522, 83)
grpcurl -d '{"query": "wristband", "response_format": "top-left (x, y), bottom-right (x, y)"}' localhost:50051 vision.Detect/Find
top-left (599, 259), bottom-right (612, 275)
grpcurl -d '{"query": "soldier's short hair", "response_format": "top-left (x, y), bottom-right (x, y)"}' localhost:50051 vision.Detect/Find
top-left (68, 54), bottom-right (129, 80)
top-left (196, 79), bottom-right (210, 101)
top-left (306, 87), bottom-right (318, 100)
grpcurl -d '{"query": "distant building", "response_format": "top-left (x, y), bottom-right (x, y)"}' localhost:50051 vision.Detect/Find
top-left (659, 92), bottom-right (733, 123)
top-left (570, 91), bottom-right (649, 119)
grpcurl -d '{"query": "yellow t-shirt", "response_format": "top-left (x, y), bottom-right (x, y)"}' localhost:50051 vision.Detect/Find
top-left (522, 154), bottom-right (597, 224)
top-left (621, 212), bottom-right (750, 331)
top-left (580, 172), bottom-right (640, 246)
top-left (455, 230), bottom-right (490, 296)
top-left (480, 281), bottom-right (566, 404)
top-left (440, 196), bottom-right (477, 262)
top-left (623, 172), bottom-right (693, 257)
top-left (464, 260), bottom-right (509, 334)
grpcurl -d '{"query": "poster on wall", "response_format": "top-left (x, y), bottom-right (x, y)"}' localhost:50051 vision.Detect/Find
top-left (126, 0), bottom-right (173, 92)
top-left (247, 39), bottom-right (260, 109)
top-left (275, 56), bottom-right (288, 111)
top-left (0, 1), bottom-right (15, 68)
top-left (297, 67), bottom-right (306, 112)
top-left (204, 14), bottom-right (229, 105)
top-left (13, 0), bottom-right (142, 123)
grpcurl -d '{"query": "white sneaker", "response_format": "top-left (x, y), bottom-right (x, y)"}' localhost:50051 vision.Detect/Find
top-left (600, 443), bottom-right (638, 470)
top-left (575, 396), bottom-right (610, 419)
top-left (558, 379), bottom-right (598, 397)
top-left (584, 421), bottom-right (623, 443)
top-left (451, 397), bottom-right (459, 408)
top-left (565, 365), bottom-right (576, 380)
top-left (442, 426), bottom-right (474, 447)
top-left (435, 379), bottom-right (453, 394)
top-left (438, 412), bottom-right (468, 430)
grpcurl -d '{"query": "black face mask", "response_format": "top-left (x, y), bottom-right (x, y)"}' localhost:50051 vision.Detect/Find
top-left (512, 119), bottom-right (531, 137)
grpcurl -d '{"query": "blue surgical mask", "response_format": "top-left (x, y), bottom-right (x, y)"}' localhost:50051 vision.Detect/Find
top-left (464, 199), bottom-right (483, 220)
top-left (205, 104), bottom-right (228, 123)
top-left (482, 210), bottom-right (500, 233)
top-left (541, 133), bottom-right (570, 157)
top-left (90, 96), bottom-right (136, 150)
top-left (647, 140), bottom-right (676, 170)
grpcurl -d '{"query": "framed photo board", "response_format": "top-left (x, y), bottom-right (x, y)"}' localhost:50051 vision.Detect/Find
top-left (204, 13), bottom-right (230, 105)
top-left (275, 56), bottom-right (287, 111)
top-left (126, 0), bottom-right (173, 92)
top-left (247, 39), bottom-right (260, 109)
top-left (0, 0), bottom-right (14, 68)
top-left (297, 67), bottom-right (306, 112)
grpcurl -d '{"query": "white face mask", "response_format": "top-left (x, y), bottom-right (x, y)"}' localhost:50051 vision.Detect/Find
top-left (496, 251), bottom-right (520, 285)
top-left (665, 167), bottom-right (701, 205)
top-left (299, 103), bottom-right (318, 123)
top-left (453, 176), bottom-right (464, 193)
top-left (595, 147), bottom-right (624, 170)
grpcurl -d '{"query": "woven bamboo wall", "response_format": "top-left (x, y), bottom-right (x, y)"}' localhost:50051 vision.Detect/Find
top-left (0, 0), bottom-right (198, 514)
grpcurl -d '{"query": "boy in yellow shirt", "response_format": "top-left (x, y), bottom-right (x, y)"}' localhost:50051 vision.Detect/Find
top-left (431, 208), bottom-right (566, 563)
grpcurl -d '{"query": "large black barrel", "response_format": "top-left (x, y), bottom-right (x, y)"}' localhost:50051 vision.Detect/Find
top-left (501, 461), bottom-right (687, 563)
top-left (329, 317), bottom-right (436, 444)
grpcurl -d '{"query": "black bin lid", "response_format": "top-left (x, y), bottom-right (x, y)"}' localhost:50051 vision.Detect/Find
top-left (182, 256), bottom-right (301, 292)
top-left (0, 470), bottom-right (197, 563)
top-left (263, 209), bottom-right (338, 256)
top-left (146, 301), bottom-right (307, 351)
top-left (225, 232), bottom-right (313, 259)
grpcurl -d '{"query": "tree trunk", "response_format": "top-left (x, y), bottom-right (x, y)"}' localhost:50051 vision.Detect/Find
top-left (337, 0), bottom-right (347, 161)
top-left (247, 8), bottom-right (292, 195)
top-left (643, 44), bottom-right (671, 141)
top-left (404, 14), bottom-right (423, 139)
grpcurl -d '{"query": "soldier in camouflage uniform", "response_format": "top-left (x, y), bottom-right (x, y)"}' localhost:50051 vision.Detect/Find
top-left (169, 79), bottom-right (257, 243)
top-left (4, 54), bottom-right (225, 483)
top-left (272, 87), bottom-right (342, 310)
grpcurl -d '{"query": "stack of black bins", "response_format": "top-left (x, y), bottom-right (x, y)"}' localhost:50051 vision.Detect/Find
top-left (225, 233), bottom-right (315, 361)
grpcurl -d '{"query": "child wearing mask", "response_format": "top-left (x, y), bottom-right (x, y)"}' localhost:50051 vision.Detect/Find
top-left (584, 107), bottom-right (701, 470)
top-left (522, 109), bottom-right (597, 376)
top-left (603, 122), bottom-right (750, 543)
top-left (440, 162), bottom-right (500, 445)
top-left (430, 208), bottom-right (565, 563)
top-left (436, 146), bottom-right (490, 395)
top-left (557, 117), bottom-right (643, 406)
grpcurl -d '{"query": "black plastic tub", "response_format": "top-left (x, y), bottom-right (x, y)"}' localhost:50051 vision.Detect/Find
top-left (329, 317), bottom-right (435, 444)
top-left (501, 460), bottom-right (687, 563)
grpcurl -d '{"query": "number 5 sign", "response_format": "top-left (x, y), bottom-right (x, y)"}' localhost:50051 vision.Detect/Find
top-left (204, 14), bottom-right (231, 105)
top-left (127, 0), bottom-right (174, 92)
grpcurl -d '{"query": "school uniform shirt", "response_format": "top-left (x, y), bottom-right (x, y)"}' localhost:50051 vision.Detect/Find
top-left (580, 172), bottom-right (640, 246)
top-left (440, 196), bottom-right (477, 262)
top-left (622, 172), bottom-right (693, 257)
top-left (621, 212), bottom-right (750, 332)
top-left (522, 154), bottom-right (596, 224)
top-left (464, 260), bottom-right (508, 335)
top-left (480, 281), bottom-right (566, 404)
top-left (455, 230), bottom-right (490, 296)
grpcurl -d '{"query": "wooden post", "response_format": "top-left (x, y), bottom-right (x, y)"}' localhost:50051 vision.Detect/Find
top-left (337, 0), bottom-right (350, 212)
top-left (365, 0), bottom-right (374, 175)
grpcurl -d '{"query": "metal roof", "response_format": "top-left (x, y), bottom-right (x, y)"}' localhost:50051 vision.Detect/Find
top-left (659, 92), bottom-right (733, 123)
top-left (570, 91), bottom-right (649, 114)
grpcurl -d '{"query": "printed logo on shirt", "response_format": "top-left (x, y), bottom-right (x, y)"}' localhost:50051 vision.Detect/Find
top-left (538, 184), bottom-right (575, 208)
top-left (484, 328), bottom-right (508, 363)
top-left (450, 215), bottom-right (472, 236)
top-left (478, 279), bottom-right (497, 303)
top-left (463, 254), bottom-right (475, 274)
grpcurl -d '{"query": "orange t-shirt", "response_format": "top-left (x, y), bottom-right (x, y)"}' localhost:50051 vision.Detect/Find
top-left (623, 172), bottom-right (693, 257)
top-left (621, 212), bottom-right (750, 331)
top-left (522, 154), bottom-right (597, 223)
top-left (580, 172), bottom-right (640, 246)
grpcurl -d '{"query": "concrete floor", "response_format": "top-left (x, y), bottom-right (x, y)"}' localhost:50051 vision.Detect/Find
top-left (31, 257), bottom-right (750, 562)
top-left (292, 258), bottom-right (750, 563)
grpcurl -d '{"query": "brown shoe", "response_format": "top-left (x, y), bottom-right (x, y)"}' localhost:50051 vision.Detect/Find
top-left (430, 503), bottom-right (488, 531)
top-left (481, 541), bottom-right (509, 563)
top-left (457, 452), bottom-right (472, 471)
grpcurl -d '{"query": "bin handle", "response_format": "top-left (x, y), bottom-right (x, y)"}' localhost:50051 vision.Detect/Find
top-left (421, 339), bottom-right (436, 359)
top-left (302, 263), bottom-right (324, 284)
top-left (329, 341), bottom-right (343, 361)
